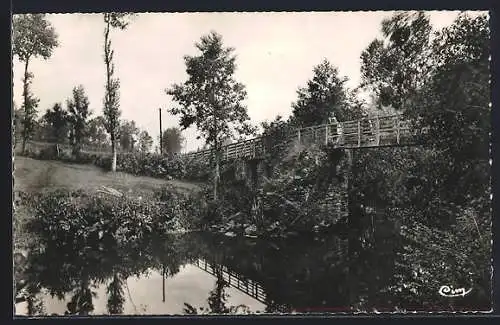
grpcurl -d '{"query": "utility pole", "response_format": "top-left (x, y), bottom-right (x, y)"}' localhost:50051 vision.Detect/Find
top-left (159, 107), bottom-right (163, 155)
top-left (162, 265), bottom-right (165, 303)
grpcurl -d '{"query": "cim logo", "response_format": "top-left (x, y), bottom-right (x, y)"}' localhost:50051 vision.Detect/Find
top-left (438, 285), bottom-right (472, 298)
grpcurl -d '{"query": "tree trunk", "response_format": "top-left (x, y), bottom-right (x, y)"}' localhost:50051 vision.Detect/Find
top-left (214, 150), bottom-right (220, 200)
top-left (21, 59), bottom-right (30, 154)
top-left (111, 138), bottom-right (117, 172)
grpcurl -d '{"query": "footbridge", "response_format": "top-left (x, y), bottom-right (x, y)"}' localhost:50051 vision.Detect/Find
top-left (185, 113), bottom-right (419, 162)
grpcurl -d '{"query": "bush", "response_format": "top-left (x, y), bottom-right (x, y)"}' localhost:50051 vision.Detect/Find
top-left (102, 152), bottom-right (213, 182)
top-left (23, 189), bottom-right (186, 253)
top-left (38, 146), bottom-right (59, 160)
top-left (94, 155), bottom-right (112, 170)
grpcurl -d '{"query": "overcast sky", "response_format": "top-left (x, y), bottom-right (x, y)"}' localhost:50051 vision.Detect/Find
top-left (12, 11), bottom-right (482, 152)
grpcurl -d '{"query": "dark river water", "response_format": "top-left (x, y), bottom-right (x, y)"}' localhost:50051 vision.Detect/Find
top-left (16, 229), bottom-right (402, 316)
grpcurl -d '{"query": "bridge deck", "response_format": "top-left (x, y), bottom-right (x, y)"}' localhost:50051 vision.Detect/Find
top-left (186, 114), bottom-right (419, 162)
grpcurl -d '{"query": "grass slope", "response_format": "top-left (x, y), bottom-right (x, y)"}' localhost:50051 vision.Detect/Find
top-left (13, 156), bottom-right (200, 195)
top-left (12, 156), bottom-right (202, 252)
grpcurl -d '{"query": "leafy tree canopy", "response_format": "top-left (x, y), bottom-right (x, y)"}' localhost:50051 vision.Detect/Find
top-left (166, 31), bottom-right (256, 149)
top-left (290, 59), bottom-right (353, 128)
top-left (12, 14), bottom-right (59, 63)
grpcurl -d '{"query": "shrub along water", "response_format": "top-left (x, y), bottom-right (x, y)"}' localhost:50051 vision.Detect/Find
top-left (20, 188), bottom-right (197, 251)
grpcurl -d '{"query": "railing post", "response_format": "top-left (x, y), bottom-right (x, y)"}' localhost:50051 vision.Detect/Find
top-left (395, 116), bottom-right (400, 144)
top-left (376, 116), bottom-right (380, 146)
top-left (357, 120), bottom-right (361, 147)
top-left (325, 125), bottom-right (329, 145)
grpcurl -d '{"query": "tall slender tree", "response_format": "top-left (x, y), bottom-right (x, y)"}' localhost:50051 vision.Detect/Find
top-left (67, 85), bottom-right (92, 156)
top-left (166, 31), bottom-right (256, 199)
top-left (13, 14), bottom-right (59, 153)
top-left (102, 13), bottom-right (135, 171)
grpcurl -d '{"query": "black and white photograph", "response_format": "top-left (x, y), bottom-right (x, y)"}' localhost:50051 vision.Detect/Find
top-left (12, 10), bottom-right (491, 315)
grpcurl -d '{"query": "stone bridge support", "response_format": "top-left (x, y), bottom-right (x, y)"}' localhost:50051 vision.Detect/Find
top-left (230, 159), bottom-right (270, 189)
top-left (245, 159), bottom-right (270, 189)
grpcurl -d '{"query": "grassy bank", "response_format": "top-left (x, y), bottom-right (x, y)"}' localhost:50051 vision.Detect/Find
top-left (13, 156), bottom-right (202, 252)
top-left (13, 156), bottom-right (201, 195)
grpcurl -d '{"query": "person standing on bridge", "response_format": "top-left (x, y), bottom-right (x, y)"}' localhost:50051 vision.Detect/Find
top-left (329, 116), bottom-right (344, 146)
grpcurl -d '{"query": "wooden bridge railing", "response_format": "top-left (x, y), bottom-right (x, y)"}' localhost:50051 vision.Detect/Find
top-left (185, 114), bottom-right (418, 162)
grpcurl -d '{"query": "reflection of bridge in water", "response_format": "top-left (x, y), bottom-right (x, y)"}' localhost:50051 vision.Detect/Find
top-left (194, 259), bottom-right (288, 312)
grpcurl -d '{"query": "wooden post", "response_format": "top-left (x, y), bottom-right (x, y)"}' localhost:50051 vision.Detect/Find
top-left (376, 116), bottom-right (380, 146)
top-left (297, 129), bottom-right (301, 144)
top-left (357, 120), bottom-right (361, 147)
top-left (395, 116), bottom-right (400, 144)
top-left (325, 125), bottom-right (329, 145)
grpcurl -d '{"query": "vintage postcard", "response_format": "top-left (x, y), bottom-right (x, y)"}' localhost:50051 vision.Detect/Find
top-left (12, 11), bottom-right (491, 316)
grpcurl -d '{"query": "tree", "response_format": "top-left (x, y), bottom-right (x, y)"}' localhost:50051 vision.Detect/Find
top-left (86, 116), bottom-right (109, 148)
top-left (102, 13), bottom-right (135, 171)
top-left (138, 130), bottom-right (153, 153)
top-left (118, 120), bottom-right (139, 152)
top-left (360, 11), bottom-right (433, 111)
top-left (410, 13), bottom-right (490, 208)
top-left (13, 14), bottom-right (59, 153)
top-left (356, 13), bottom-right (491, 309)
top-left (166, 31), bottom-right (256, 199)
top-left (67, 85), bottom-right (92, 156)
top-left (291, 59), bottom-right (356, 128)
top-left (161, 127), bottom-right (184, 155)
top-left (42, 103), bottom-right (70, 144)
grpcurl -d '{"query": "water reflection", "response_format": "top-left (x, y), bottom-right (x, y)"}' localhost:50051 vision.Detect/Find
top-left (15, 228), bottom-right (400, 316)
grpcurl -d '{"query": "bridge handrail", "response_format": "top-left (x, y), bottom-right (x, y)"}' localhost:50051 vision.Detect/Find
top-left (184, 113), bottom-right (409, 159)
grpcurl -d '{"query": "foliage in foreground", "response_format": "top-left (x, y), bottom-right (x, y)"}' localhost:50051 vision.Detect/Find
top-left (23, 190), bottom-right (180, 245)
